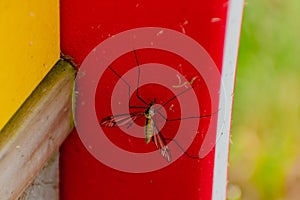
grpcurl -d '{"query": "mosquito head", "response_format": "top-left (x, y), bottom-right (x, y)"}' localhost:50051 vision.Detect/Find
top-left (150, 99), bottom-right (156, 106)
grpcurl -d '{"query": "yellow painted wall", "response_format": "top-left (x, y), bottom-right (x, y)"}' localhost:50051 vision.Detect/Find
top-left (0, 1), bottom-right (60, 130)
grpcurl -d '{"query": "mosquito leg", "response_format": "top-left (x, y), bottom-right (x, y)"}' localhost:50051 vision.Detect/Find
top-left (156, 108), bottom-right (215, 123)
top-left (155, 87), bottom-right (193, 115)
top-left (163, 87), bottom-right (193, 107)
top-left (108, 65), bottom-right (147, 109)
top-left (155, 111), bottom-right (193, 122)
top-left (154, 82), bottom-right (218, 120)
top-left (133, 49), bottom-right (149, 106)
top-left (169, 109), bottom-right (220, 121)
top-left (164, 138), bottom-right (199, 159)
top-left (168, 114), bottom-right (213, 121)
top-left (108, 65), bottom-right (130, 104)
top-left (153, 116), bottom-right (199, 160)
top-left (154, 87), bottom-right (194, 114)
top-left (153, 114), bottom-right (201, 159)
top-left (156, 110), bottom-right (168, 121)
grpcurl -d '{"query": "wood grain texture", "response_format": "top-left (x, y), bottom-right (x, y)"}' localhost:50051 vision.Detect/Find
top-left (0, 60), bottom-right (75, 200)
top-left (19, 153), bottom-right (59, 200)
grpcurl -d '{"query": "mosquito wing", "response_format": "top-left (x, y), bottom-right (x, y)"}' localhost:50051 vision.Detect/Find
top-left (100, 112), bottom-right (144, 128)
top-left (152, 126), bottom-right (172, 162)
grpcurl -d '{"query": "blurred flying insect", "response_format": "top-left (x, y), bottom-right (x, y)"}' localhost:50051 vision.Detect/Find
top-left (100, 49), bottom-right (214, 162)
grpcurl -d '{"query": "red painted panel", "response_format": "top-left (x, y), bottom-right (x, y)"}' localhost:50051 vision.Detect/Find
top-left (60, 1), bottom-right (228, 199)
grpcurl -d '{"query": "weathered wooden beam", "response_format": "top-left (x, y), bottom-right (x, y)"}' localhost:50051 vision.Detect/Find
top-left (19, 153), bottom-right (59, 200)
top-left (0, 60), bottom-right (75, 200)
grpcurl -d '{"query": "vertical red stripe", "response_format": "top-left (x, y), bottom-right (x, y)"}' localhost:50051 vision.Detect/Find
top-left (60, 1), bottom-right (228, 199)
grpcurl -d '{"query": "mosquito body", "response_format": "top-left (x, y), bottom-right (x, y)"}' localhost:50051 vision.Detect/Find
top-left (144, 100), bottom-right (156, 144)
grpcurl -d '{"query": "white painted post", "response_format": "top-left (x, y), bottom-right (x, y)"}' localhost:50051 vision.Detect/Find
top-left (212, 1), bottom-right (244, 199)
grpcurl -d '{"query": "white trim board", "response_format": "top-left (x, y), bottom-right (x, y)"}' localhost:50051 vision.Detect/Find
top-left (212, 1), bottom-right (244, 199)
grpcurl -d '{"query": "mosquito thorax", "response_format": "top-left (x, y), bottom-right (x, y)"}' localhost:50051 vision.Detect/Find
top-left (143, 101), bottom-right (166, 131)
top-left (144, 102), bottom-right (155, 119)
top-left (148, 106), bottom-right (155, 118)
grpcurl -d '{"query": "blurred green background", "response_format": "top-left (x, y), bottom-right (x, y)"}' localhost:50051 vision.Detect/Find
top-left (228, 0), bottom-right (300, 199)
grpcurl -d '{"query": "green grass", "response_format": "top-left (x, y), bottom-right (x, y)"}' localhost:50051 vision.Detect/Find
top-left (228, 0), bottom-right (300, 199)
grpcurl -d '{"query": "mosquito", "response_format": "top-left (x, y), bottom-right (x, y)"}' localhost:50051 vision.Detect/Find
top-left (101, 99), bottom-right (172, 162)
top-left (100, 49), bottom-right (213, 162)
